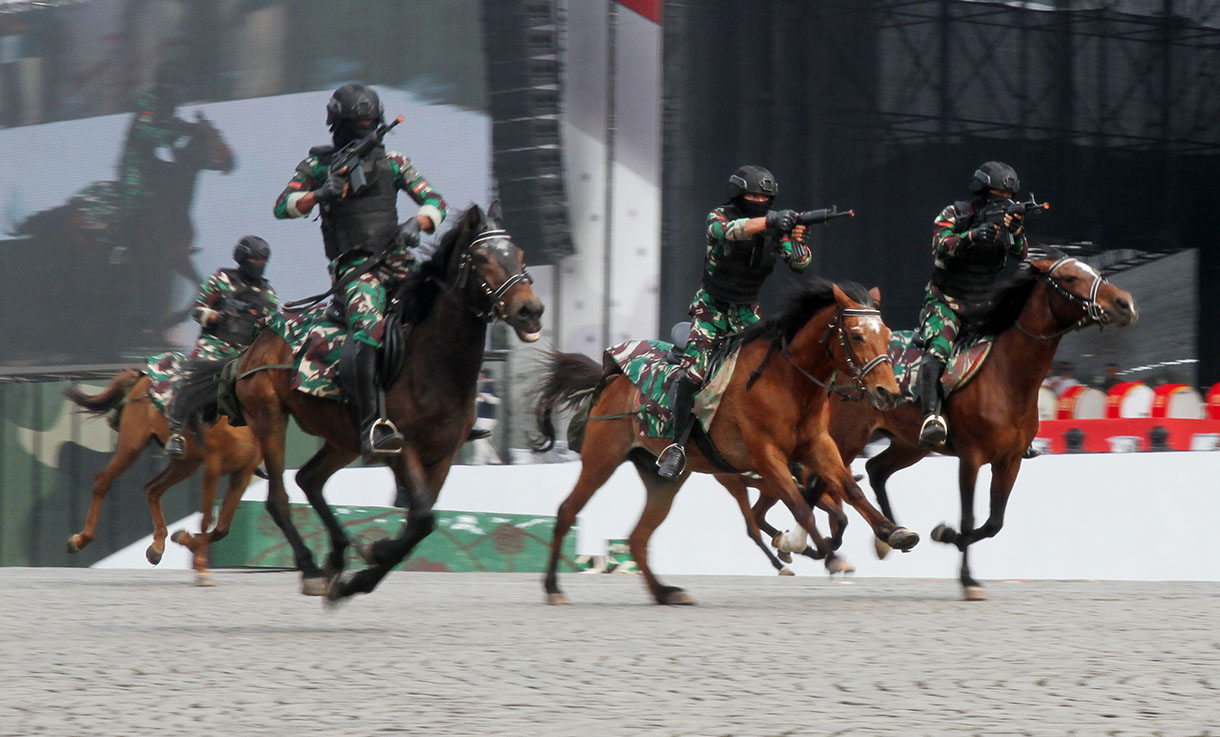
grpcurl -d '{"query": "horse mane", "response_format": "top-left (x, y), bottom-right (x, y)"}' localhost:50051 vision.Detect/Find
top-left (738, 278), bottom-right (874, 346)
top-left (963, 246), bottom-right (1067, 336)
top-left (402, 208), bottom-right (472, 323)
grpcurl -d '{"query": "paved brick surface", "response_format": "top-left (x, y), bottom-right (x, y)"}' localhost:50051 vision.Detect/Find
top-left (0, 568), bottom-right (1217, 736)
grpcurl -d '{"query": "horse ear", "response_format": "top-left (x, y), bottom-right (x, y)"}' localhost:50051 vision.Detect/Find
top-left (831, 283), bottom-right (851, 307)
top-left (487, 199), bottom-right (503, 225)
top-left (462, 204), bottom-right (484, 232)
top-left (869, 287), bottom-right (882, 306)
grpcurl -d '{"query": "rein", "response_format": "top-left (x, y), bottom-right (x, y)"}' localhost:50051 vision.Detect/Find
top-left (1014, 257), bottom-right (1109, 342)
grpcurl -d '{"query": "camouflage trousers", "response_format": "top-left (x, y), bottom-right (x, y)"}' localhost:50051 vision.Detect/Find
top-left (917, 289), bottom-right (960, 362)
top-left (189, 333), bottom-right (241, 362)
top-left (679, 288), bottom-right (761, 384)
top-left (331, 255), bottom-right (387, 349)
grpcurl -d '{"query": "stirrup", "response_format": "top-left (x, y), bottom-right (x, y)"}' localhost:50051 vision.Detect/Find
top-left (166, 433), bottom-right (186, 458)
top-left (655, 443), bottom-right (687, 480)
top-left (365, 418), bottom-right (404, 457)
top-left (919, 414), bottom-right (947, 446)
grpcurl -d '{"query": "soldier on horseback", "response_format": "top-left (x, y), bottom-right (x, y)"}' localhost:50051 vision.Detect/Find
top-left (655, 165), bottom-right (810, 479)
top-left (166, 236), bottom-right (279, 457)
top-left (273, 83), bottom-right (447, 458)
top-left (917, 161), bottom-right (1027, 446)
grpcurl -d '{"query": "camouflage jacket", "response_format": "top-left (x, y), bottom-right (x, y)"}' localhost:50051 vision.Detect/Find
top-left (706, 206), bottom-right (812, 273)
top-left (928, 201), bottom-right (1027, 309)
top-left (273, 149), bottom-right (447, 265)
top-left (116, 88), bottom-right (188, 212)
top-left (192, 268), bottom-right (279, 332)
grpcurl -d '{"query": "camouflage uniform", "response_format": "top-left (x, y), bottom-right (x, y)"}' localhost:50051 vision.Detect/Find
top-left (919, 201), bottom-right (1026, 360)
top-left (113, 87), bottom-right (187, 236)
top-left (679, 206), bottom-right (812, 383)
top-left (189, 268), bottom-right (279, 360)
top-left (273, 151), bottom-right (446, 348)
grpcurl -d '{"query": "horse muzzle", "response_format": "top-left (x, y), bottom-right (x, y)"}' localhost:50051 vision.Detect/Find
top-left (507, 297), bottom-right (544, 343)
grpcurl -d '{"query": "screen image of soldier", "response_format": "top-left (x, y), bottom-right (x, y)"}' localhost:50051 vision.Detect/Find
top-left (471, 370), bottom-right (502, 465)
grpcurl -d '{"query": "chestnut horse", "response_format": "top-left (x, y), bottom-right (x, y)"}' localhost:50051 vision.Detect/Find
top-left (532, 280), bottom-right (918, 606)
top-left (181, 202), bottom-right (544, 601)
top-left (63, 369), bottom-right (261, 585)
top-left (762, 253), bottom-right (1137, 598)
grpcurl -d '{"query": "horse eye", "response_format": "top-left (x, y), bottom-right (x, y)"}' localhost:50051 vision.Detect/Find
top-left (1064, 276), bottom-right (1077, 283)
top-left (851, 334), bottom-right (865, 343)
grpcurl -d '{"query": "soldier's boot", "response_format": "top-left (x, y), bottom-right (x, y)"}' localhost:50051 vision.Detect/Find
top-left (467, 427), bottom-right (492, 442)
top-left (917, 353), bottom-right (948, 447)
top-left (165, 396), bottom-right (189, 458)
top-left (340, 340), bottom-right (403, 458)
top-left (656, 373), bottom-right (700, 480)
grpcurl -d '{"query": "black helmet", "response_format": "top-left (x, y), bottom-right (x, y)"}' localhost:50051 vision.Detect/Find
top-left (726, 165), bottom-right (778, 217)
top-left (969, 161), bottom-right (1020, 195)
top-left (326, 83), bottom-right (384, 127)
top-left (234, 235), bottom-right (270, 280)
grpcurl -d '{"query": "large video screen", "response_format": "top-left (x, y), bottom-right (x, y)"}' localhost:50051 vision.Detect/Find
top-left (0, 0), bottom-right (489, 367)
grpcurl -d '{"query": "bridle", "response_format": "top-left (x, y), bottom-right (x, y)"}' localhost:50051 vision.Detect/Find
top-left (443, 227), bottom-right (534, 322)
top-left (1015, 256), bottom-right (1109, 341)
top-left (777, 306), bottom-right (891, 398)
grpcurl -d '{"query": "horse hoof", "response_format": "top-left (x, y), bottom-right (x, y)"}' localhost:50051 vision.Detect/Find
top-left (777, 550), bottom-right (792, 564)
top-left (657, 587), bottom-right (695, 605)
top-left (826, 556), bottom-right (855, 575)
top-left (300, 576), bottom-right (329, 597)
top-left (778, 568), bottom-right (795, 576)
top-left (66, 536), bottom-right (84, 554)
top-left (145, 546), bottom-right (163, 566)
top-left (887, 527), bottom-right (920, 552)
top-left (546, 592), bottom-right (569, 606)
top-left (195, 572), bottom-right (216, 587)
top-left (170, 529), bottom-right (189, 546)
top-left (963, 585), bottom-right (988, 601)
top-left (874, 538), bottom-right (892, 560)
top-left (357, 541), bottom-right (378, 566)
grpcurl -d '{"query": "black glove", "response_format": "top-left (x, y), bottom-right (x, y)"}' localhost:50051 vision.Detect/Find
top-left (765, 209), bottom-right (798, 234)
top-left (966, 223), bottom-right (1000, 245)
top-left (1007, 212), bottom-right (1024, 235)
top-left (396, 218), bottom-right (422, 249)
top-left (312, 168), bottom-right (347, 203)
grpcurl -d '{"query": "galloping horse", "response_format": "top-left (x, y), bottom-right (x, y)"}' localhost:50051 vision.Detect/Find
top-left (180, 202), bottom-right (543, 601)
top-left (532, 281), bottom-right (918, 606)
top-left (63, 369), bottom-right (262, 585)
top-left (2, 112), bottom-right (234, 362)
top-left (765, 253), bottom-right (1137, 598)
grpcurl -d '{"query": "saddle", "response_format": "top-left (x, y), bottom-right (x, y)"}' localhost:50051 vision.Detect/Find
top-left (890, 330), bottom-right (995, 403)
top-left (321, 287), bottom-right (410, 389)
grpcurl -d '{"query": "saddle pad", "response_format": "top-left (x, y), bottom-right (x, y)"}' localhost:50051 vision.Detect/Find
top-left (143, 351), bottom-right (187, 413)
top-left (889, 329), bottom-right (995, 403)
top-left (269, 305), bottom-right (348, 399)
top-left (603, 339), bottom-right (739, 439)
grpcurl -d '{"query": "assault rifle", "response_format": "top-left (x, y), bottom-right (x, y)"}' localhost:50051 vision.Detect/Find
top-left (980, 194), bottom-right (1049, 248)
top-left (330, 114), bottom-right (404, 193)
top-left (794, 205), bottom-right (856, 226)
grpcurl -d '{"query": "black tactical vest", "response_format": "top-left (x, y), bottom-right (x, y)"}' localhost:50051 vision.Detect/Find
top-left (317, 146), bottom-right (399, 261)
top-left (207, 269), bottom-right (276, 347)
top-left (931, 201), bottom-right (1008, 308)
top-left (701, 207), bottom-right (778, 305)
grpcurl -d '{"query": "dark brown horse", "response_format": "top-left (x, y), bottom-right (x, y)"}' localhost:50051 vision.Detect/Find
top-left (533, 281), bottom-right (918, 605)
top-left (64, 368), bottom-right (261, 585)
top-left (757, 253), bottom-right (1137, 598)
top-left (182, 202), bottom-right (543, 600)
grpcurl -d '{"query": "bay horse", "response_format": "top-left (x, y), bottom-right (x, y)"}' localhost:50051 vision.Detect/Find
top-left (2, 112), bottom-right (234, 363)
top-left (63, 368), bottom-right (262, 585)
top-left (181, 202), bottom-right (543, 600)
top-left (532, 280), bottom-right (918, 606)
top-left (765, 253), bottom-right (1137, 599)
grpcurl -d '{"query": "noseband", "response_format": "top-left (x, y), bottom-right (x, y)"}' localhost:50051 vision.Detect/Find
top-left (449, 228), bottom-right (534, 322)
top-left (1016, 256), bottom-right (1110, 341)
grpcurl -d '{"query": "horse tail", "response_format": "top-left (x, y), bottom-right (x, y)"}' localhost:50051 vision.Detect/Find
top-left (63, 369), bottom-right (142, 417)
top-left (531, 350), bottom-right (604, 452)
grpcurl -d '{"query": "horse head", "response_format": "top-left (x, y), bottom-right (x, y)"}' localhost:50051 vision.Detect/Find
top-left (448, 200), bottom-right (544, 342)
top-left (177, 111), bottom-right (235, 174)
top-left (829, 283), bottom-right (900, 411)
top-left (1029, 254), bottom-right (1137, 329)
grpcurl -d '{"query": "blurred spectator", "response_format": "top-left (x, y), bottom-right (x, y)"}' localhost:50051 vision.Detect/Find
top-left (1099, 362), bottom-right (1122, 392)
top-left (1043, 360), bottom-right (1080, 396)
top-left (472, 369), bottom-right (502, 465)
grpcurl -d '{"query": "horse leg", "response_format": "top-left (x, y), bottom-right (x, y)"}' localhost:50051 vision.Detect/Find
top-left (627, 456), bottom-right (691, 604)
top-left (751, 495), bottom-right (795, 563)
top-left (295, 443), bottom-right (359, 584)
top-left (865, 440), bottom-right (929, 559)
top-left (808, 434), bottom-right (919, 554)
top-left (946, 454), bottom-right (1022, 601)
top-left (172, 465), bottom-right (256, 586)
top-left (805, 475), bottom-right (849, 552)
top-left (930, 455), bottom-right (985, 600)
top-left (144, 459), bottom-right (198, 566)
top-left (544, 423), bottom-right (633, 605)
top-left (753, 448), bottom-right (838, 569)
top-left (721, 475), bottom-right (790, 575)
top-left (67, 431), bottom-right (148, 553)
top-left (329, 447), bottom-right (434, 602)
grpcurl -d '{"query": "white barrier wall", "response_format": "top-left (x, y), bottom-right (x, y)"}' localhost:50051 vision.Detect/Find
top-left (98, 452), bottom-right (1220, 582)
